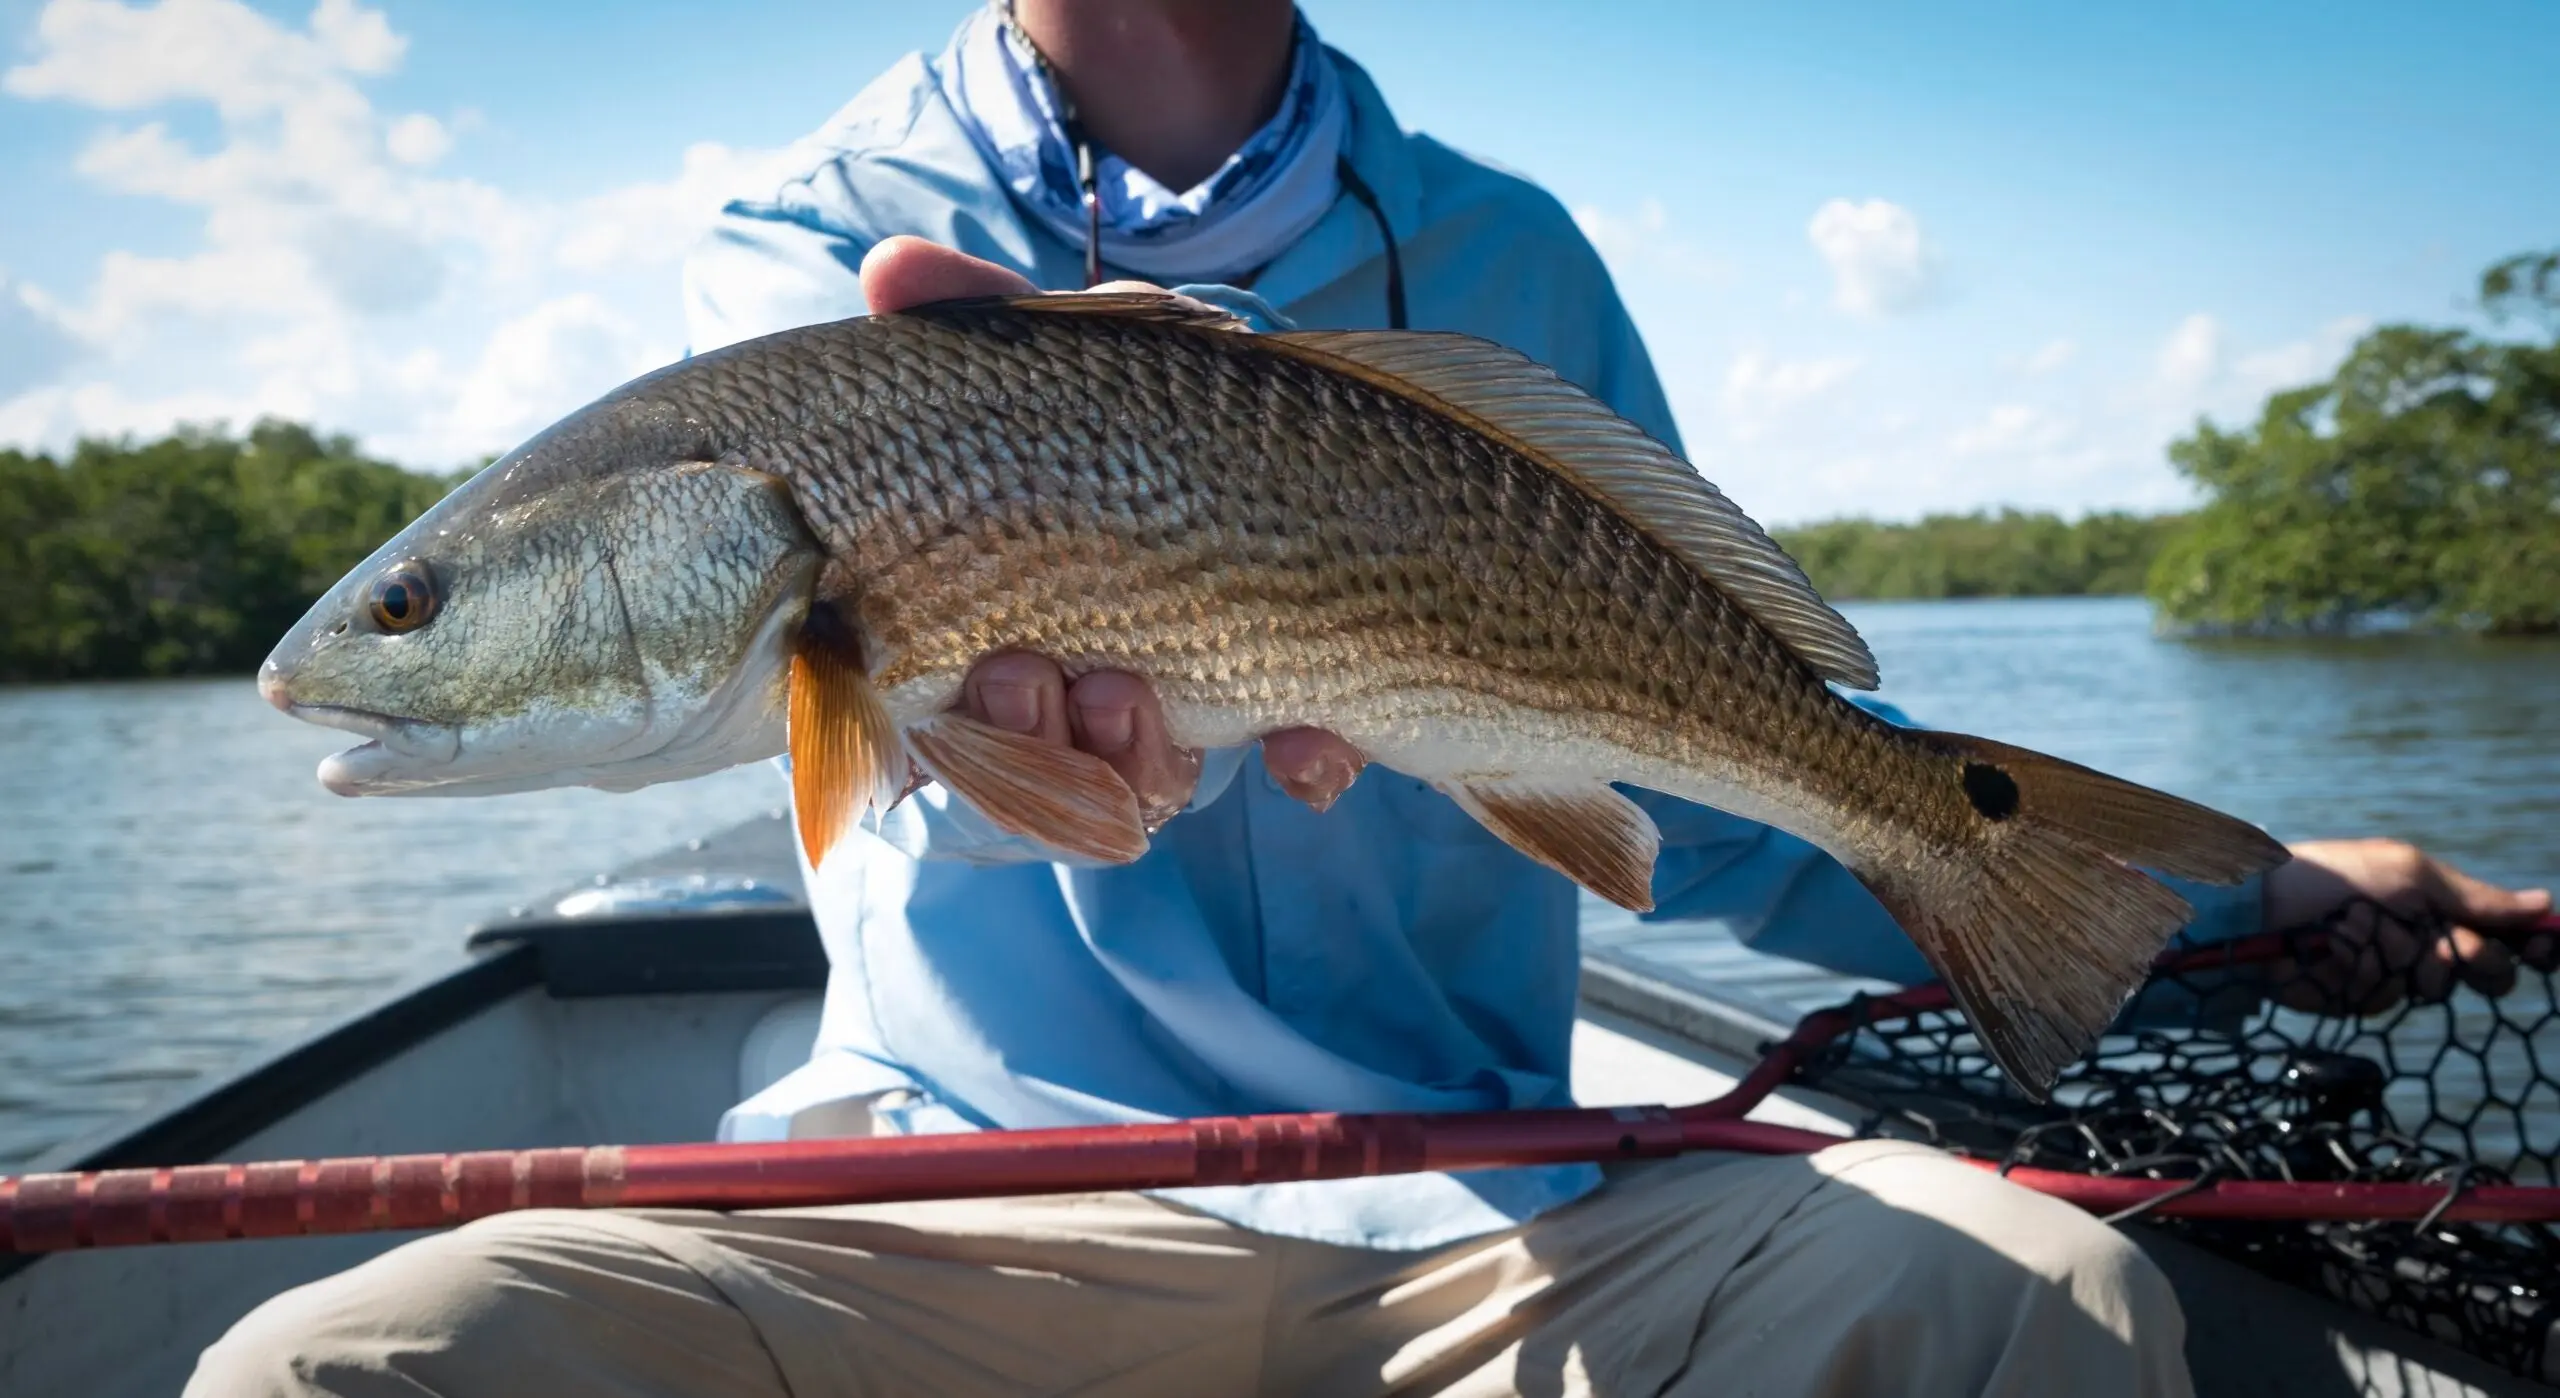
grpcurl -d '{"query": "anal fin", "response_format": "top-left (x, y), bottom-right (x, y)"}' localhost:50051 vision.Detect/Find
top-left (907, 711), bottom-right (1150, 864)
top-left (788, 614), bottom-right (906, 870)
top-left (1446, 780), bottom-right (1661, 912)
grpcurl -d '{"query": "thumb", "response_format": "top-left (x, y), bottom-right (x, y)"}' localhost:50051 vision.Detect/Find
top-left (859, 237), bottom-right (1037, 315)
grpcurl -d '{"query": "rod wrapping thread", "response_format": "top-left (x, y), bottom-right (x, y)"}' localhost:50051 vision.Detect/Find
top-left (0, 1147), bottom-right (611, 1251)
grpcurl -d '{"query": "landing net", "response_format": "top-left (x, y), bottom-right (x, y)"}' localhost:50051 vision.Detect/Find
top-left (1775, 902), bottom-right (2559, 1382)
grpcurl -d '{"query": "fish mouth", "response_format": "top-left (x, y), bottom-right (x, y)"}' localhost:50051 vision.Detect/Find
top-left (284, 703), bottom-right (463, 796)
top-left (285, 701), bottom-right (412, 741)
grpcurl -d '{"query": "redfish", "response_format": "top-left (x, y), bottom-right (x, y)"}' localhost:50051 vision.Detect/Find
top-left (260, 293), bottom-right (2286, 1096)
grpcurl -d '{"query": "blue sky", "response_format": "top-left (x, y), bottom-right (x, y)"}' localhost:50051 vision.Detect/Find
top-left (0, 0), bottom-right (2552, 524)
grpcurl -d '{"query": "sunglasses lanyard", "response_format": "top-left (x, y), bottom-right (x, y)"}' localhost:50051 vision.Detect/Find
top-left (999, 2), bottom-right (1406, 329)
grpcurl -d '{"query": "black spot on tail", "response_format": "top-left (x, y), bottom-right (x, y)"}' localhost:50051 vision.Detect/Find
top-left (1962, 762), bottom-right (2020, 821)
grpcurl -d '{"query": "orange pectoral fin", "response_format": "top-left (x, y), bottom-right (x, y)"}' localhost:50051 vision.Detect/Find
top-left (786, 618), bottom-right (904, 870)
top-left (905, 710), bottom-right (1150, 864)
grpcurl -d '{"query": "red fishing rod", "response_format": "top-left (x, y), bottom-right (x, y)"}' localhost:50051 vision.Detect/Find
top-left (8, 919), bottom-right (2559, 1254)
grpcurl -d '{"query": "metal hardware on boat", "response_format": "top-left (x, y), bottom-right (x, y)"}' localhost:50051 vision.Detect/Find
top-left (551, 875), bottom-right (799, 920)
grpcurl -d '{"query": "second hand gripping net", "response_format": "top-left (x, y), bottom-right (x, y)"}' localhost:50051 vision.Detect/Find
top-left (1778, 900), bottom-right (2560, 1382)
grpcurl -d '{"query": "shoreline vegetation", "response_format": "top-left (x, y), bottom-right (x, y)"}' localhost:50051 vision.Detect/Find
top-left (3, 251), bottom-right (2551, 683)
top-left (1778, 511), bottom-right (2181, 603)
top-left (1, 423), bottom-right (467, 683)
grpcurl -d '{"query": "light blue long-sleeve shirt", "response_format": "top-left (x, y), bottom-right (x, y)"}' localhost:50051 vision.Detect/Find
top-left (689, 23), bottom-right (2264, 1250)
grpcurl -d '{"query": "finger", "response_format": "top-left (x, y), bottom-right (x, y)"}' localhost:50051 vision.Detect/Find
top-left (2278, 905), bottom-right (2407, 1016)
top-left (2439, 926), bottom-right (2518, 999)
top-left (2271, 956), bottom-right (2331, 1014)
top-left (2359, 914), bottom-right (2423, 1011)
top-left (2273, 952), bottom-right (2400, 1015)
top-left (2274, 956), bottom-right (2384, 1014)
top-left (2409, 924), bottom-right (2465, 1004)
top-left (1261, 728), bottom-right (1366, 812)
top-left (963, 652), bottom-right (1069, 746)
top-left (2423, 858), bottom-right (2555, 933)
top-left (860, 236), bottom-right (1039, 314)
top-left (1065, 671), bottom-right (1200, 825)
top-left (2353, 974), bottom-right (2406, 1015)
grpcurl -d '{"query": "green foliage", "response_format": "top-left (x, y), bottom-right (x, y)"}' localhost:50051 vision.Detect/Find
top-left (0, 421), bottom-right (462, 682)
top-left (2147, 250), bottom-right (2560, 636)
top-left (2483, 250), bottom-right (2560, 332)
top-left (1776, 509), bottom-right (2187, 601)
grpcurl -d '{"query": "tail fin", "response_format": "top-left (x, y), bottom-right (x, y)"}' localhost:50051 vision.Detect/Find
top-left (1861, 733), bottom-right (2290, 1101)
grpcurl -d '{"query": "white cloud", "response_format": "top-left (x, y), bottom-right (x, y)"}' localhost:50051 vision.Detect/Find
top-left (71, 240), bottom-right (318, 342)
top-left (1572, 198), bottom-right (1665, 260)
top-left (1807, 197), bottom-right (1934, 316)
top-left (2015, 338), bottom-right (2077, 376)
top-left (1874, 307), bottom-right (2378, 530)
top-left (384, 112), bottom-right (449, 166)
top-left (1570, 198), bottom-right (1729, 289)
top-left (307, 0), bottom-right (403, 72)
top-left (2148, 311), bottom-right (2370, 421)
top-left (1948, 403), bottom-right (2075, 458)
top-left (442, 294), bottom-right (662, 450)
top-left (4, 0), bottom-right (394, 110)
top-left (0, 0), bottom-right (787, 467)
top-left (2234, 315), bottom-right (2372, 396)
top-left (0, 276), bottom-right (82, 400)
top-left (2154, 312), bottom-right (2222, 394)
top-left (1720, 349), bottom-right (1860, 439)
top-left (1608, 277), bottom-right (2372, 528)
top-left (558, 140), bottom-right (800, 274)
top-left (11, 0), bottom-right (532, 345)
top-left (0, 379), bottom-right (281, 448)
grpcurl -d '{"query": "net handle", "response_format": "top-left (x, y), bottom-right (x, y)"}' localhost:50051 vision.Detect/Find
top-left (13, 1109), bottom-right (2560, 1254)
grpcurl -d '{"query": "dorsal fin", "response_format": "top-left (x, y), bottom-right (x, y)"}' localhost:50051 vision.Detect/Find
top-left (1265, 329), bottom-right (1880, 690)
top-left (939, 290), bottom-right (1255, 333)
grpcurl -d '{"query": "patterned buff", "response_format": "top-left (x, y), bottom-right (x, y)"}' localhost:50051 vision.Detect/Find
top-left (939, 3), bottom-right (1348, 286)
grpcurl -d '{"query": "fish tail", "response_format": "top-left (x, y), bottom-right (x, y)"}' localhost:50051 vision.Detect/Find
top-left (1859, 732), bottom-right (2290, 1101)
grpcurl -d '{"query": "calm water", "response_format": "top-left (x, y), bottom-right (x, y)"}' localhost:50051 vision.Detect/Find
top-left (1, 596), bottom-right (2555, 1169)
top-left (0, 681), bottom-right (787, 1167)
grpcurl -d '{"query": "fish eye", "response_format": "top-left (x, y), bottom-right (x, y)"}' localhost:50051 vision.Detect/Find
top-left (366, 562), bottom-right (440, 634)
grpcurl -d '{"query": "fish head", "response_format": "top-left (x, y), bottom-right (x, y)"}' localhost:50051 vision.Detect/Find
top-left (260, 395), bottom-right (822, 798)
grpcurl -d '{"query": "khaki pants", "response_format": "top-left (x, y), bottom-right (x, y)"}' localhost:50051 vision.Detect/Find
top-left (189, 1140), bottom-right (2188, 1397)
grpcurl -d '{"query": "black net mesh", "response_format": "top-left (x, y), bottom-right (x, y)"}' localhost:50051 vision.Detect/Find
top-left (1782, 901), bottom-right (2560, 1382)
